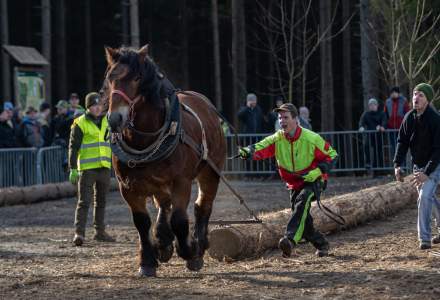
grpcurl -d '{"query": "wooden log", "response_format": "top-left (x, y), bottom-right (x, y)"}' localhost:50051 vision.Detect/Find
top-left (0, 178), bottom-right (120, 207)
top-left (208, 177), bottom-right (418, 261)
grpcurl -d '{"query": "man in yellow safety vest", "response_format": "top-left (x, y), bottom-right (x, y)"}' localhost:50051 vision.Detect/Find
top-left (68, 92), bottom-right (114, 246)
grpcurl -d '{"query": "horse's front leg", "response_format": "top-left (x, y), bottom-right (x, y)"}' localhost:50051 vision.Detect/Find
top-left (153, 195), bottom-right (175, 263)
top-left (169, 179), bottom-right (199, 270)
top-left (122, 189), bottom-right (158, 277)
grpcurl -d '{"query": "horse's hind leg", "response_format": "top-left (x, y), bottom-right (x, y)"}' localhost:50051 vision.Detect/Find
top-left (190, 165), bottom-right (221, 270)
top-left (123, 189), bottom-right (158, 277)
top-left (153, 196), bottom-right (175, 263)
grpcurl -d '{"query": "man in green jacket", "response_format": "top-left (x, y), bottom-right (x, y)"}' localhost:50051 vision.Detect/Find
top-left (239, 103), bottom-right (338, 257)
top-left (68, 92), bottom-right (114, 246)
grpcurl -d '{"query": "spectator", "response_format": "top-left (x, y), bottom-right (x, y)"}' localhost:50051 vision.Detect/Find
top-left (359, 98), bottom-right (387, 171)
top-left (299, 106), bottom-right (312, 130)
top-left (51, 100), bottom-right (74, 147)
top-left (18, 106), bottom-right (43, 148)
top-left (38, 102), bottom-right (52, 146)
top-left (237, 93), bottom-right (264, 133)
top-left (393, 83), bottom-right (440, 250)
top-left (267, 97), bottom-right (284, 132)
top-left (68, 93), bottom-right (85, 118)
top-left (384, 86), bottom-right (410, 154)
top-left (0, 103), bottom-right (17, 148)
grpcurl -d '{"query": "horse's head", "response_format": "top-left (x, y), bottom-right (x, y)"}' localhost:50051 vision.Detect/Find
top-left (104, 44), bottom-right (162, 132)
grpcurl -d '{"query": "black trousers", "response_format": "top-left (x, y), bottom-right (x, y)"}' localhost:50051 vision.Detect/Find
top-left (285, 183), bottom-right (328, 250)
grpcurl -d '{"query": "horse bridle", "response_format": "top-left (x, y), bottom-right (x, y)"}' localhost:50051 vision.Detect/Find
top-left (110, 89), bottom-right (143, 129)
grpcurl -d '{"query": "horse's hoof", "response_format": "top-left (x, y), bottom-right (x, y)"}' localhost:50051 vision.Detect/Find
top-left (157, 244), bottom-right (174, 263)
top-left (186, 257), bottom-right (204, 272)
top-left (138, 266), bottom-right (157, 277)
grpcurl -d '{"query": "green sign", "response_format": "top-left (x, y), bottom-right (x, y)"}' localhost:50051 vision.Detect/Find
top-left (15, 70), bottom-right (46, 110)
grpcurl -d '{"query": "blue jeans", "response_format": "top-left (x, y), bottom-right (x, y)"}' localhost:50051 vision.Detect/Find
top-left (416, 164), bottom-right (440, 242)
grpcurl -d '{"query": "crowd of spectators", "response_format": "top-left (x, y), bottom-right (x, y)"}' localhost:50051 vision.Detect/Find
top-left (0, 92), bottom-right (84, 150)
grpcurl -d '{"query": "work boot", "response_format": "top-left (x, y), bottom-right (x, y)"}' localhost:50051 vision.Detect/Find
top-left (93, 230), bottom-right (116, 242)
top-left (315, 243), bottom-right (330, 257)
top-left (73, 234), bottom-right (84, 246)
top-left (278, 237), bottom-right (294, 258)
top-left (419, 241), bottom-right (432, 250)
top-left (432, 235), bottom-right (440, 244)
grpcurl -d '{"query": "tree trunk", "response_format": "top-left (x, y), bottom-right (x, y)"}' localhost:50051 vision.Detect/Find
top-left (320, 0), bottom-right (335, 131)
top-left (1, 0), bottom-right (11, 102)
top-left (360, 0), bottom-right (378, 109)
top-left (55, 0), bottom-right (67, 100)
top-left (84, 0), bottom-right (93, 92)
top-left (208, 178), bottom-right (417, 260)
top-left (211, 0), bottom-right (222, 110)
top-left (231, 0), bottom-right (247, 128)
top-left (342, 0), bottom-right (353, 130)
top-left (180, 0), bottom-right (190, 89)
top-left (121, 0), bottom-right (130, 46)
top-left (130, 0), bottom-right (140, 48)
top-left (41, 0), bottom-right (51, 104)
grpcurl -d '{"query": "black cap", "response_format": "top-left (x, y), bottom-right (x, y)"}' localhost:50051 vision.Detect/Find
top-left (390, 86), bottom-right (400, 94)
top-left (85, 92), bottom-right (100, 108)
top-left (39, 102), bottom-right (51, 112)
top-left (273, 103), bottom-right (298, 117)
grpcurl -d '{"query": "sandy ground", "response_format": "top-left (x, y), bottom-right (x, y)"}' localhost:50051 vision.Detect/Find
top-left (1, 176), bottom-right (440, 299)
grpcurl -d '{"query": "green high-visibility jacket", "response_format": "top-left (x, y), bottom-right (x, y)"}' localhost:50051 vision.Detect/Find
top-left (75, 114), bottom-right (111, 171)
top-left (249, 127), bottom-right (337, 190)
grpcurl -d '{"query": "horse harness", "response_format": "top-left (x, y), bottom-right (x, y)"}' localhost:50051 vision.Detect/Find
top-left (109, 89), bottom-right (262, 224)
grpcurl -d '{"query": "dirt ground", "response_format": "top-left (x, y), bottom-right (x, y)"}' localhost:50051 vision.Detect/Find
top-left (1, 176), bottom-right (440, 299)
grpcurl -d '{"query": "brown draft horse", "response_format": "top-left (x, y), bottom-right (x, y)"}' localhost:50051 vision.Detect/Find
top-left (103, 45), bottom-right (226, 277)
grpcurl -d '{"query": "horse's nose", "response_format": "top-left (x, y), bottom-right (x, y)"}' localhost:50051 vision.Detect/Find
top-left (108, 112), bottom-right (122, 131)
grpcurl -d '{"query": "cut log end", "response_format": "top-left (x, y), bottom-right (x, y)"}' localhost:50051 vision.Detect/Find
top-left (208, 227), bottom-right (243, 261)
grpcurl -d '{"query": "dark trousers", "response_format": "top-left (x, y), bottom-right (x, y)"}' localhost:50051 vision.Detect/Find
top-left (363, 132), bottom-right (384, 169)
top-left (74, 168), bottom-right (111, 236)
top-left (285, 183), bottom-right (328, 250)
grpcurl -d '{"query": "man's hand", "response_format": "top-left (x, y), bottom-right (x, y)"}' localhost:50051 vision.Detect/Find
top-left (394, 167), bottom-right (403, 182)
top-left (411, 171), bottom-right (429, 188)
top-left (69, 169), bottom-right (79, 185)
top-left (303, 168), bottom-right (322, 182)
top-left (238, 147), bottom-right (251, 160)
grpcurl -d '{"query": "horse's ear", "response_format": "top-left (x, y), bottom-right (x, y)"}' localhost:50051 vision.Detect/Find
top-left (105, 46), bottom-right (118, 65)
top-left (138, 44), bottom-right (149, 62)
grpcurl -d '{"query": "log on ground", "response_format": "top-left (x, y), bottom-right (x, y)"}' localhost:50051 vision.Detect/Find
top-left (0, 178), bottom-right (120, 207)
top-left (208, 177), bottom-right (417, 261)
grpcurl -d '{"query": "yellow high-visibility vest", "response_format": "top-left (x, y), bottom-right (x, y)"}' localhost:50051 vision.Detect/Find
top-left (75, 114), bottom-right (111, 171)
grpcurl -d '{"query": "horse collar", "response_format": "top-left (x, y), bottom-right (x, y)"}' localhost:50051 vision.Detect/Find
top-left (109, 91), bottom-right (182, 167)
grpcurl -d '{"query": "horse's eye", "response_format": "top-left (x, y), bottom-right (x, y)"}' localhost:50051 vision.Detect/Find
top-left (134, 76), bottom-right (140, 82)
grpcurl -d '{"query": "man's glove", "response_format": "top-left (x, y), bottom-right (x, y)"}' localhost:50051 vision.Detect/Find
top-left (69, 169), bottom-right (79, 185)
top-left (302, 168), bottom-right (322, 182)
top-left (238, 147), bottom-right (251, 160)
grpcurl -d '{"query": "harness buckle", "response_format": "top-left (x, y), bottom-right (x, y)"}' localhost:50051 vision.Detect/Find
top-left (170, 121), bottom-right (178, 135)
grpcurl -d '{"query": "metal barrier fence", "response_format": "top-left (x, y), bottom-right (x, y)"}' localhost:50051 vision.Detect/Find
top-left (0, 148), bottom-right (38, 187)
top-left (0, 146), bottom-right (66, 188)
top-left (36, 146), bottom-right (68, 184)
top-left (223, 130), bottom-right (411, 174)
top-left (0, 130), bottom-right (411, 187)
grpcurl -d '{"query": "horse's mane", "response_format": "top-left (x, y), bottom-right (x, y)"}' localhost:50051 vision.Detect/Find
top-left (112, 47), bottom-right (164, 107)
